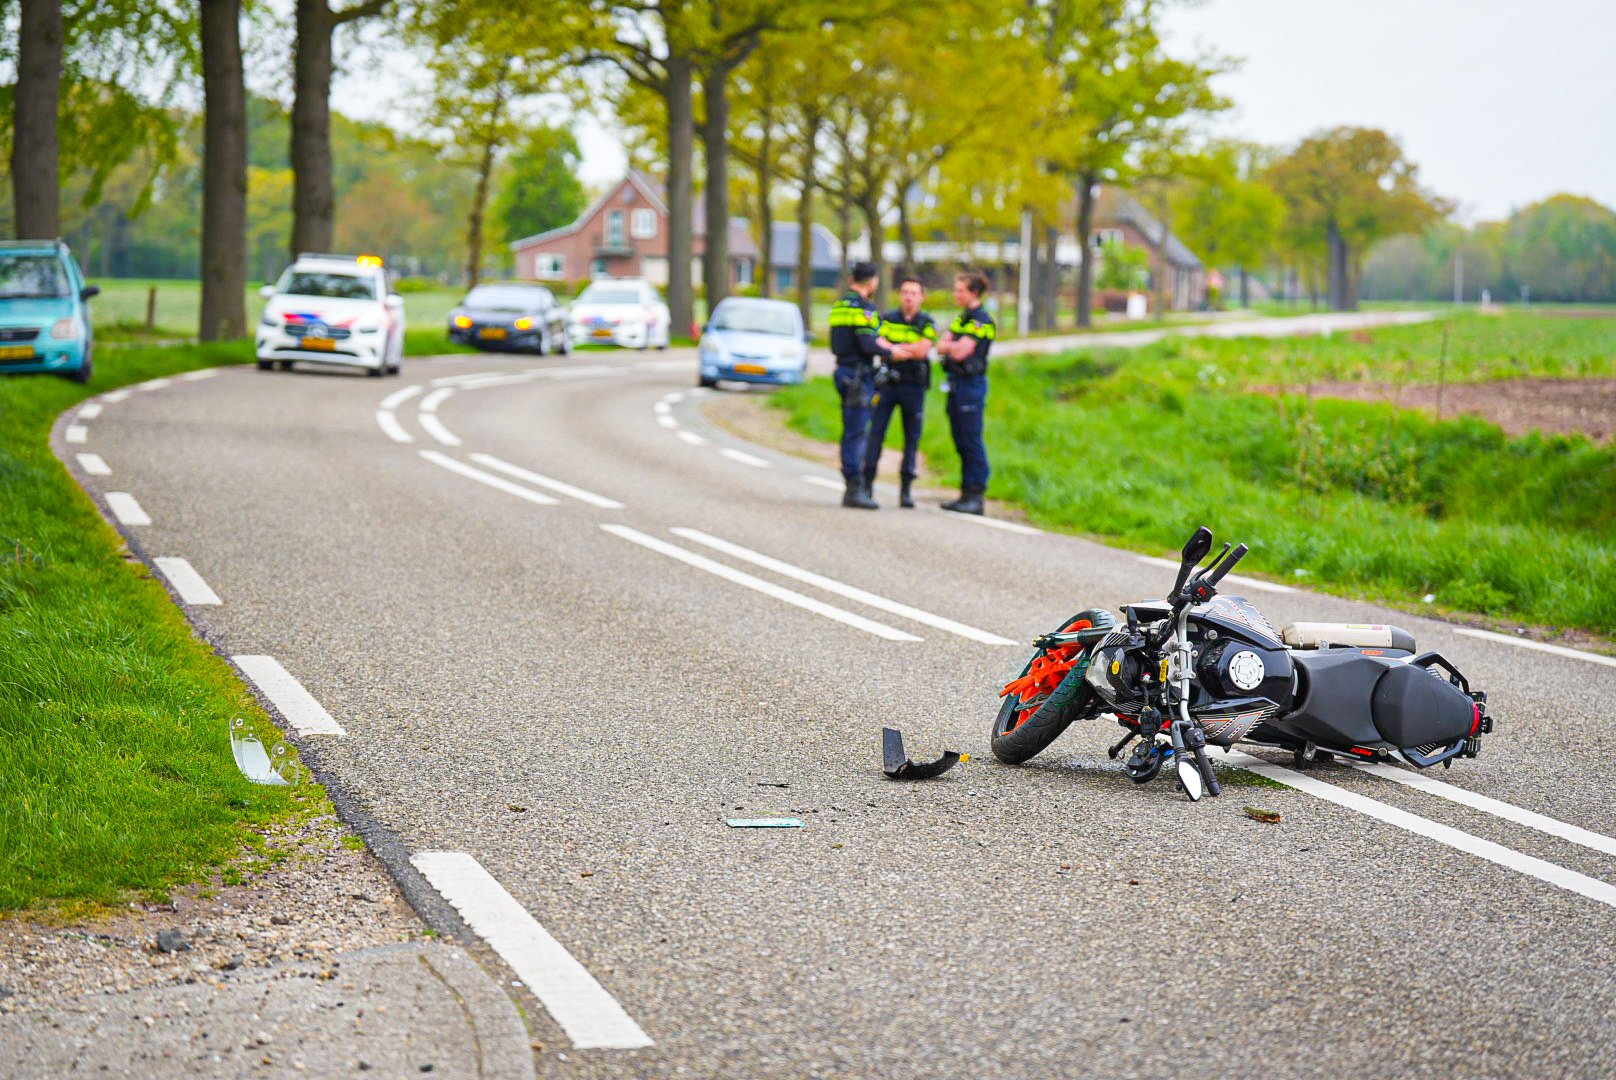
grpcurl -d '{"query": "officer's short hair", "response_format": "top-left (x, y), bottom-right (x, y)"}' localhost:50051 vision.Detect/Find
top-left (849, 261), bottom-right (879, 285)
top-left (956, 270), bottom-right (989, 297)
top-left (898, 275), bottom-right (925, 290)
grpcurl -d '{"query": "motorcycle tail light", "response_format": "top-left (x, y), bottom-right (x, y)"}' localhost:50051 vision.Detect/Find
top-left (1470, 703), bottom-right (1483, 735)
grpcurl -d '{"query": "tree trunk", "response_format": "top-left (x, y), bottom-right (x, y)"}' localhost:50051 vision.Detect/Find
top-left (701, 61), bottom-right (733, 312)
top-left (897, 185), bottom-right (916, 274)
top-left (12, 0), bottom-right (63, 239)
top-left (200, 0), bottom-right (248, 341)
top-left (756, 97), bottom-right (773, 298)
top-left (465, 123), bottom-right (500, 287)
top-left (1041, 224), bottom-right (1058, 330)
top-left (1239, 266), bottom-right (1249, 308)
top-left (836, 197), bottom-right (851, 279)
top-left (291, 0), bottom-right (337, 257)
top-left (795, 119), bottom-right (819, 328)
top-left (665, 54), bottom-right (695, 335)
top-left (860, 195), bottom-right (884, 309)
top-left (1326, 221), bottom-right (1349, 311)
top-left (1074, 172), bottom-right (1097, 328)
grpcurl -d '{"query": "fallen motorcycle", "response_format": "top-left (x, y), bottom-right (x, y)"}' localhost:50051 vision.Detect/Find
top-left (990, 527), bottom-right (1493, 800)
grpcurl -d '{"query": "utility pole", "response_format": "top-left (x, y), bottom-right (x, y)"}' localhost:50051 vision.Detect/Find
top-left (1018, 209), bottom-right (1033, 336)
top-left (1453, 247), bottom-right (1464, 305)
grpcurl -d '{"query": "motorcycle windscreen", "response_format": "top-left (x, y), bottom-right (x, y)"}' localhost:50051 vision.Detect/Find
top-left (1370, 663), bottom-right (1475, 747)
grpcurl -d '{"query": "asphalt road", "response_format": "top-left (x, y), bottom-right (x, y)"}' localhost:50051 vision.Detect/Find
top-left (56, 332), bottom-right (1616, 1079)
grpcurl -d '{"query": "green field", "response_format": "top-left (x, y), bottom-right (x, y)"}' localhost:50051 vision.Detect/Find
top-left (0, 342), bottom-right (318, 911)
top-left (770, 311), bottom-right (1616, 636)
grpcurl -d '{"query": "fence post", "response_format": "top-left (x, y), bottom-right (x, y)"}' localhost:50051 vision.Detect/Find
top-left (145, 287), bottom-right (157, 332)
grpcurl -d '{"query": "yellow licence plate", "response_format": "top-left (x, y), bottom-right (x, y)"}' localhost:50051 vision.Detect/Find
top-left (734, 363), bottom-right (767, 375)
top-left (302, 337), bottom-right (335, 351)
top-left (0, 344), bottom-right (36, 360)
top-left (478, 327), bottom-right (507, 340)
top-left (591, 327), bottom-right (614, 338)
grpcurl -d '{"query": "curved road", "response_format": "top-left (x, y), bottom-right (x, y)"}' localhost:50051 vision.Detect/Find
top-left (55, 342), bottom-right (1616, 1078)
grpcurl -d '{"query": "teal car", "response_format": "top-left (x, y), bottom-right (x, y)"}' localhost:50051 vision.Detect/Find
top-left (0, 240), bottom-right (99, 384)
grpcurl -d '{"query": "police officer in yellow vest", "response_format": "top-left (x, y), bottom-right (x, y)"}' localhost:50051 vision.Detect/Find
top-left (935, 270), bottom-right (994, 514)
top-left (828, 261), bottom-right (893, 510)
top-left (862, 276), bottom-right (936, 508)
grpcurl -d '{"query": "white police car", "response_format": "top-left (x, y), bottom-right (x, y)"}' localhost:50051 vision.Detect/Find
top-left (256, 254), bottom-right (404, 376)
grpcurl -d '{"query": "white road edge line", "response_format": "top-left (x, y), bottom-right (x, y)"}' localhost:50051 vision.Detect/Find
top-left (139, 378), bottom-right (172, 391)
top-left (602, 525), bottom-right (922, 642)
top-left (231, 655), bottom-right (347, 737)
top-left (78, 402), bottom-right (103, 419)
top-left (952, 513), bottom-right (1043, 536)
top-left (671, 528), bottom-right (1017, 646)
top-left (419, 450), bottom-right (559, 506)
top-left (105, 492), bottom-right (151, 526)
top-left (65, 424), bottom-right (88, 444)
top-left (720, 448), bottom-right (770, 468)
top-left (419, 387), bottom-right (455, 413)
top-left (653, 401), bottom-right (672, 415)
top-left (379, 384), bottom-right (423, 410)
top-left (469, 453), bottom-right (624, 509)
top-left (101, 389), bottom-right (132, 403)
top-left (180, 369), bottom-right (219, 381)
top-left (375, 410), bottom-right (414, 444)
top-left (153, 556), bottom-right (223, 605)
top-left (1137, 554), bottom-right (1296, 594)
top-left (1224, 753), bottom-right (1616, 911)
top-left (410, 851), bottom-right (653, 1051)
top-left (802, 476), bottom-right (843, 491)
top-left (676, 430), bottom-right (707, 446)
top-left (76, 452), bottom-right (111, 476)
top-left (1453, 627), bottom-right (1616, 670)
top-left (656, 415), bottom-right (678, 430)
top-left (1354, 762), bottom-right (1616, 857)
top-left (419, 412), bottom-right (463, 447)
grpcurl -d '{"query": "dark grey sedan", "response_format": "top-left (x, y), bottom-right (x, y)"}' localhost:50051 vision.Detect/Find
top-left (448, 282), bottom-right (569, 355)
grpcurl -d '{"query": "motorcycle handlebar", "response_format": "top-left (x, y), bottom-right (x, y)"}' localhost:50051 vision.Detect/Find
top-left (1204, 543), bottom-right (1248, 586)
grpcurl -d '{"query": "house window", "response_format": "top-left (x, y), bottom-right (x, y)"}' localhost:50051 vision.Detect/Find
top-left (1093, 228), bottom-right (1124, 250)
top-left (533, 254), bottom-right (564, 280)
top-left (606, 210), bottom-right (626, 247)
top-left (631, 209), bottom-right (657, 239)
top-left (590, 257), bottom-right (608, 278)
top-left (735, 258), bottom-right (753, 287)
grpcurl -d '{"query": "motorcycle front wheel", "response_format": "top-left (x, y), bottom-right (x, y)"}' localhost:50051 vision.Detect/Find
top-left (989, 610), bottom-right (1108, 765)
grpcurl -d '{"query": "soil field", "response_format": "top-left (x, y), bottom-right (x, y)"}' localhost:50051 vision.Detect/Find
top-left (1263, 377), bottom-right (1616, 442)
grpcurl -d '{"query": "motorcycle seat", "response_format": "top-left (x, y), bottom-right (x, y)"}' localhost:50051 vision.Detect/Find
top-left (1282, 622), bottom-right (1416, 652)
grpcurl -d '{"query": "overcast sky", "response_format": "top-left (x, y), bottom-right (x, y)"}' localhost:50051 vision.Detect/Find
top-left (333, 0), bottom-right (1613, 223)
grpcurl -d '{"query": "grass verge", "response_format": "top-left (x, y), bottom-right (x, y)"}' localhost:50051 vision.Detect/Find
top-left (0, 342), bottom-right (315, 911)
top-left (768, 312), bottom-right (1616, 636)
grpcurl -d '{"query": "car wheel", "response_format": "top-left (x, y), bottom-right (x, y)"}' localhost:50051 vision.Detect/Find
top-left (257, 359), bottom-right (274, 371)
top-left (558, 332), bottom-right (570, 355)
top-left (535, 329), bottom-right (549, 357)
top-left (278, 360), bottom-right (294, 371)
top-left (69, 349), bottom-right (93, 385)
top-left (699, 375), bottom-right (718, 388)
top-left (658, 323), bottom-right (669, 350)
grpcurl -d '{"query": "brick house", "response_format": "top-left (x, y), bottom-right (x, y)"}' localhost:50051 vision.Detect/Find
top-left (1091, 188), bottom-right (1206, 311)
top-left (510, 169), bottom-right (759, 290)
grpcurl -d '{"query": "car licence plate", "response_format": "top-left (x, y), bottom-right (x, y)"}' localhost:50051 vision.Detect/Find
top-left (478, 327), bottom-right (507, 340)
top-left (0, 344), bottom-right (37, 361)
top-left (734, 363), bottom-right (767, 375)
top-left (591, 327), bottom-right (614, 338)
top-left (302, 337), bottom-right (335, 351)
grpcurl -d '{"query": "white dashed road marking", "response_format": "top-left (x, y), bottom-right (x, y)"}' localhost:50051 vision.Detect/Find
top-left (419, 412), bottom-right (463, 447)
top-left (657, 415), bottom-right (678, 429)
top-left (180, 369), bottom-right (219, 381)
top-left (468, 453), bottom-right (624, 509)
top-left (1137, 554), bottom-right (1296, 594)
top-left (676, 430), bottom-right (707, 446)
top-left (653, 401), bottom-right (672, 415)
top-left (802, 475), bottom-right (844, 491)
top-left (720, 448), bottom-right (770, 468)
top-left (379, 384), bottom-right (423, 410)
top-left (76, 452), bottom-right (111, 476)
top-left (602, 525), bottom-right (922, 642)
top-left (65, 424), bottom-right (88, 443)
top-left (139, 378), bottom-right (172, 391)
top-left (78, 402), bottom-right (103, 419)
top-left (231, 655), bottom-right (347, 736)
top-left (410, 851), bottom-right (653, 1051)
top-left (670, 528), bottom-right (1018, 646)
top-left (1225, 753), bottom-right (1616, 911)
top-left (375, 410), bottom-right (414, 444)
top-left (101, 389), bottom-right (132, 403)
top-left (1454, 627), bottom-right (1616, 670)
top-left (419, 450), bottom-right (559, 506)
top-left (153, 557), bottom-right (223, 605)
top-left (105, 492), bottom-right (151, 526)
top-left (419, 387), bottom-right (455, 412)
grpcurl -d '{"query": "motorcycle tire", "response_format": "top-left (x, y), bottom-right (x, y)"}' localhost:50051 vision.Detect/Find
top-left (989, 609), bottom-right (1110, 765)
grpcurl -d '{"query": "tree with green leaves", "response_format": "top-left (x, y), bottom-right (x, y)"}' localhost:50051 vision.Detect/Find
top-left (491, 126), bottom-right (587, 246)
top-left (1267, 126), bottom-right (1448, 310)
top-left (1171, 141), bottom-right (1283, 308)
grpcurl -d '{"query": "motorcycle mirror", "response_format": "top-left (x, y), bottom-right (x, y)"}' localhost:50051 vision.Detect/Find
top-left (1176, 755), bottom-right (1204, 801)
top-left (1180, 527), bottom-right (1214, 567)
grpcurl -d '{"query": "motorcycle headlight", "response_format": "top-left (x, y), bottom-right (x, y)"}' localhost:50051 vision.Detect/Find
top-left (51, 316), bottom-right (82, 340)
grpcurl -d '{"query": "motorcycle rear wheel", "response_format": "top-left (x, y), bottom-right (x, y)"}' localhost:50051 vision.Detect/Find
top-left (989, 610), bottom-right (1109, 765)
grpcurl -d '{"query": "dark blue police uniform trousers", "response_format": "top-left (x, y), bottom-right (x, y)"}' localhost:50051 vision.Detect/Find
top-left (833, 362), bottom-right (876, 483)
top-left (946, 374), bottom-right (990, 493)
top-left (863, 381), bottom-right (926, 483)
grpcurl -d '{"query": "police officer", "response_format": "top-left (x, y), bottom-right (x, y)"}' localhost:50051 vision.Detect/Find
top-left (828, 261), bottom-right (893, 510)
top-left (935, 270), bottom-right (993, 514)
top-left (862, 276), bottom-right (936, 508)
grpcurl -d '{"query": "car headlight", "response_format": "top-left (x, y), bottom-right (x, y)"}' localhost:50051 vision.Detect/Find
top-left (357, 324), bottom-right (379, 334)
top-left (453, 315), bottom-right (472, 329)
top-left (51, 316), bottom-right (82, 340)
top-left (514, 317), bottom-right (535, 331)
top-left (260, 312), bottom-right (279, 328)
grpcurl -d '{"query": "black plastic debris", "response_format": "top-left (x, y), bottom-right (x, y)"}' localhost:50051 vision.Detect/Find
top-left (882, 727), bottom-right (965, 780)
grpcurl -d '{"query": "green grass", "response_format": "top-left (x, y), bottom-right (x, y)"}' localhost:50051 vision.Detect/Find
top-left (770, 311), bottom-right (1616, 635)
top-left (0, 342), bottom-right (315, 911)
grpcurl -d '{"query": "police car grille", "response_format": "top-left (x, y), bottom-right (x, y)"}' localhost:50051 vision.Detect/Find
top-left (288, 325), bottom-right (352, 340)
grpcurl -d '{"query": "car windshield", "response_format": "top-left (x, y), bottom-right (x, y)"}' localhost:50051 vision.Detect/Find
top-left (281, 271), bottom-right (377, 300)
top-left (710, 302), bottom-right (797, 336)
top-left (464, 285), bottom-right (540, 310)
top-left (0, 254), bottom-right (70, 299)
top-left (577, 285), bottom-right (642, 305)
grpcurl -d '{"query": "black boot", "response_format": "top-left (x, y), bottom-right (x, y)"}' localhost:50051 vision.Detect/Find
top-left (941, 489), bottom-right (984, 515)
top-left (842, 479), bottom-right (878, 510)
top-left (899, 478), bottom-right (915, 508)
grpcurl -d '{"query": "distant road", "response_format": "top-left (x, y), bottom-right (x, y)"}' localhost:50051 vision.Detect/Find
top-left (54, 322), bottom-right (1616, 1079)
